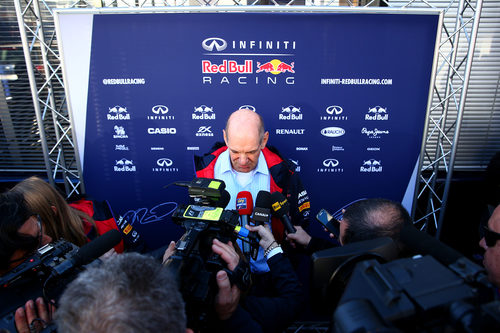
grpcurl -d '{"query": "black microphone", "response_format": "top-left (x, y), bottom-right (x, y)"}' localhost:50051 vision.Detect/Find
top-left (52, 229), bottom-right (122, 276)
top-left (214, 189), bottom-right (231, 208)
top-left (252, 191), bottom-right (272, 225)
top-left (270, 192), bottom-right (296, 234)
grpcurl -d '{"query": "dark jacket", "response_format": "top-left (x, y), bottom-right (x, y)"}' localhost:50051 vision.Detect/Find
top-left (194, 143), bottom-right (311, 243)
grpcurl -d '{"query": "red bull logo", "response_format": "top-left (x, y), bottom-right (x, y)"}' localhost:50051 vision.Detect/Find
top-left (256, 59), bottom-right (295, 74)
top-left (202, 60), bottom-right (252, 74)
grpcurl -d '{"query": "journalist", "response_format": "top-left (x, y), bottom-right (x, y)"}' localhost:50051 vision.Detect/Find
top-left (0, 191), bottom-right (54, 333)
top-left (479, 204), bottom-right (500, 287)
top-left (286, 198), bottom-right (410, 253)
top-left (56, 253), bottom-right (190, 333)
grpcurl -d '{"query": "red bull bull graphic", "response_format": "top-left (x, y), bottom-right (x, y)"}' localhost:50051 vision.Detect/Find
top-left (256, 59), bottom-right (295, 74)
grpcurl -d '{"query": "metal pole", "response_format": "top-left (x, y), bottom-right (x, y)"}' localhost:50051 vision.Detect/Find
top-left (436, 0), bottom-right (483, 239)
top-left (13, 0), bottom-right (55, 186)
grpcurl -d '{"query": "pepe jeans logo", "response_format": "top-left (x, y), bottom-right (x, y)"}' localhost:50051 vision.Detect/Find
top-left (361, 128), bottom-right (389, 138)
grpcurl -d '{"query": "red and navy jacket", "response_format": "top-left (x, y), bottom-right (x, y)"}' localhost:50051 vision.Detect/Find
top-left (194, 143), bottom-right (311, 243)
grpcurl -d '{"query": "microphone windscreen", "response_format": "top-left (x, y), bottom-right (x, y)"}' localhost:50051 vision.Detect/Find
top-left (74, 229), bottom-right (122, 266)
top-left (236, 191), bottom-right (253, 215)
top-left (255, 190), bottom-right (272, 209)
top-left (270, 192), bottom-right (290, 217)
top-left (215, 189), bottom-right (231, 208)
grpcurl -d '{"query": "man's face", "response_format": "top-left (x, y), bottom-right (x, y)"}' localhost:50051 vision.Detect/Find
top-left (224, 129), bottom-right (268, 173)
top-left (8, 215), bottom-right (52, 269)
top-left (479, 205), bottom-right (500, 287)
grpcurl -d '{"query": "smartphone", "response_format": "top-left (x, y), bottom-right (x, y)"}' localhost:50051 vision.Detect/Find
top-left (315, 208), bottom-right (340, 238)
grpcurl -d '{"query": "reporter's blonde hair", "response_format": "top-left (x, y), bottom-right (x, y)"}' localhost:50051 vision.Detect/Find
top-left (11, 176), bottom-right (96, 246)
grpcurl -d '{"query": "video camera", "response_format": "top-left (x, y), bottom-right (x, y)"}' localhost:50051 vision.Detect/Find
top-left (165, 178), bottom-right (253, 330)
top-left (0, 230), bottom-right (121, 332)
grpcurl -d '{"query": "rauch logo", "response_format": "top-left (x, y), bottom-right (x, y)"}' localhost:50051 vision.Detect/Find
top-left (321, 127), bottom-right (345, 137)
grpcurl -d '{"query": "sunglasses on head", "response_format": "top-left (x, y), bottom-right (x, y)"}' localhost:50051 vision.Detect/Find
top-left (483, 226), bottom-right (500, 247)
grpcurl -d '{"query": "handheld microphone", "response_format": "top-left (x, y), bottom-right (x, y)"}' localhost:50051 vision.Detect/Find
top-left (252, 191), bottom-right (272, 226)
top-left (236, 191), bottom-right (257, 259)
top-left (52, 229), bottom-right (122, 276)
top-left (236, 191), bottom-right (253, 226)
top-left (270, 192), bottom-right (296, 234)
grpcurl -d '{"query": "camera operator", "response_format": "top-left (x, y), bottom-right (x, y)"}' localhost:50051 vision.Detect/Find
top-left (213, 224), bottom-right (302, 333)
top-left (286, 198), bottom-right (410, 254)
top-left (164, 225), bottom-right (302, 333)
top-left (0, 191), bottom-right (54, 332)
top-left (56, 253), bottom-right (190, 333)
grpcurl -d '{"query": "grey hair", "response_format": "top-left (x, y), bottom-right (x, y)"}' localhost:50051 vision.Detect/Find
top-left (56, 253), bottom-right (186, 333)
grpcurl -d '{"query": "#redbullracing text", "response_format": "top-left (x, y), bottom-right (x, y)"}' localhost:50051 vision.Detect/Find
top-left (321, 78), bottom-right (392, 85)
top-left (102, 78), bottom-right (146, 85)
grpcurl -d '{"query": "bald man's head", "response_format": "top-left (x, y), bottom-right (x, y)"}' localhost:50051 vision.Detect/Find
top-left (223, 109), bottom-right (269, 173)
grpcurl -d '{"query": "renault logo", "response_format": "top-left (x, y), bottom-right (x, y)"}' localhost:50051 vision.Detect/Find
top-left (202, 38), bottom-right (227, 52)
top-left (152, 105), bottom-right (169, 114)
top-left (157, 158), bottom-right (173, 167)
top-left (323, 159), bottom-right (339, 167)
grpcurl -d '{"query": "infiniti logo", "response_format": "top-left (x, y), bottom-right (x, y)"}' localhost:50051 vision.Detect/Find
top-left (152, 105), bottom-right (169, 114)
top-left (326, 106), bottom-right (343, 115)
top-left (157, 158), bottom-right (173, 167)
top-left (202, 38), bottom-right (227, 52)
top-left (323, 159), bottom-right (339, 167)
top-left (239, 105), bottom-right (256, 112)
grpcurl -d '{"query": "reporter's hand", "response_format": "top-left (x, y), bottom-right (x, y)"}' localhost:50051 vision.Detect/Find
top-left (15, 297), bottom-right (55, 333)
top-left (285, 225), bottom-right (311, 248)
top-left (215, 270), bottom-right (241, 320)
top-left (212, 239), bottom-right (239, 270)
top-left (162, 241), bottom-right (177, 264)
top-left (99, 248), bottom-right (118, 261)
top-left (245, 224), bottom-right (275, 250)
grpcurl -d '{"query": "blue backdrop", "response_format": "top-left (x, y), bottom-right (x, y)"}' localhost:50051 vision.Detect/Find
top-left (81, 11), bottom-right (439, 248)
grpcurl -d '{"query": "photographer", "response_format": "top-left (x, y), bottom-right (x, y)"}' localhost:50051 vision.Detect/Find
top-left (0, 191), bottom-right (54, 332)
top-left (213, 224), bottom-right (302, 333)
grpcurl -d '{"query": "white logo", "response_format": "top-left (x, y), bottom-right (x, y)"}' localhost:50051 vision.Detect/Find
top-left (114, 158), bottom-right (136, 172)
top-left (276, 129), bottom-right (305, 135)
top-left (115, 144), bottom-right (129, 151)
top-left (152, 105), bottom-right (168, 114)
top-left (279, 105), bottom-right (303, 120)
top-left (109, 105), bottom-right (127, 113)
top-left (367, 147), bottom-right (380, 151)
top-left (239, 105), bottom-right (256, 112)
top-left (323, 159), bottom-right (339, 167)
top-left (113, 125), bottom-right (128, 139)
top-left (361, 128), bottom-right (390, 138)
top-left (321, 105), bottom-right (347, 121)
top-left (321, 127), bottom-right (345, 137)
top-left (360, 159), bottom-right (383, 173)
top-left (196, 126), bottom-right (214, 137)
top-left (289, 159), bottom-right (301, 172)
top-left (153, 158), bottom-right (179, 172)
top-left (157, 158), bottom-right (173, 167)
top-left (332, 145), bottom-right (345, 151)
top-left (282, 105), bottom-right (300, 113)
top-left (318, 158), bottom-right (343, 173)
top-left (147, 128), bottom-right (177, 135)
top-left (148, 105), bottom-right (174, 120)
top-left (326, 105), bottom-right (343, 115)
top-left (187, 147), bottom-right (200, 151)
top-left (365, 106), bottom-right (389, 120)
top-left (296, 147), bottom-right (308, 151)
top-left (193, 105), bottom-right (215, 120)
top-left (151, 147), bottom-right (165, 151)
top-left (202, 37), bottom-right (227, 52)
top-left (107, 105), bottom-right (130, 120)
